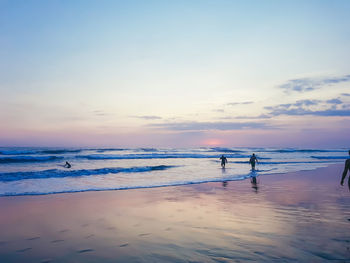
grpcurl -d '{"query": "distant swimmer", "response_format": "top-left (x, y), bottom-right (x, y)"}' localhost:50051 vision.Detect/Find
top-left (220, 155), bottom-right (228, 168)
top-left (64, 161), bottom-right (71, 168)
top-left (340, 150), bottom-right (350, 188)
top-left (249, 153), bottom-right (258, 170)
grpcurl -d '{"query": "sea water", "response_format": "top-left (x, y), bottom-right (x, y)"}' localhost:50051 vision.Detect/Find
top-left (0, 147), bottom-right (347, 196)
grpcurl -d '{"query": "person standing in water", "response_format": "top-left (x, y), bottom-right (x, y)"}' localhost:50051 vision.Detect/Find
top-left (249, 153), bottom-right (258, 170)
top-left (220, 155), bottom-right (228, 168)
top-left (340, 150), bottom-right (350, 187)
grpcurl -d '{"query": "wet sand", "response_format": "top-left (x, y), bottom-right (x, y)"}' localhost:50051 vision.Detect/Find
top-left (0, 164), bottom-right (349, 262)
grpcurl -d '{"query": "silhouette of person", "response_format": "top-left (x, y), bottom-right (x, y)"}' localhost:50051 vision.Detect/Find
top-left (249, 153), bottom-right (258, 170)
top-left (64, 161), bottom-right (71, 168)
top-left (340, 150), bottom-right (350, 187)
top-left (220, 155), bottom-right (228, 168)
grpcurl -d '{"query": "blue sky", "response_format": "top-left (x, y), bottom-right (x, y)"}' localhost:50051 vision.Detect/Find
top-left (1, 0), bottom-right (350, 147)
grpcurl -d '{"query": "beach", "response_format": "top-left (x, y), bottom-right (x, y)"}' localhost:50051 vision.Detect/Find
top-left (0, 163), bottom-right (349, 262)
top-left (2, 0), bottom-right (350, 261)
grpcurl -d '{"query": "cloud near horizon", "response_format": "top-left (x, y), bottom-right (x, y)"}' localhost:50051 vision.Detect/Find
top-left (227, 101), bottom-right (254, 106)
top-left (278, 74), bottom-right (350, 93)
top-left (148, 121), bottom-right (273, 131)
top-left (263, 98), bottom-right (350, 117)
top-left (130, 115), bottom-right (162, 120)
top-left (230, 97), bottom-right (350, 120)
top-left (93, 110), bottom-right (110, 117)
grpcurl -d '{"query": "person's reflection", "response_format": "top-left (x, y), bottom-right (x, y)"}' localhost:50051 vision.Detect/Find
top-left (250, 176), bottom-right (259, 193)
top-left (340, 150), bottom-right (350, 191)
top-left (221, 167), bottom-right (228, 187)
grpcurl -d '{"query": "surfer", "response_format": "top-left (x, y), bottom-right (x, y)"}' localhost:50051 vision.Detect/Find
top-left (340, 150), bottom-right (350, 188)
top-left (220, 155), bottom-right (228, 168)
top-left (64, 161), bottom-right (71, 168)
top-left (249, 153), bottom-right (258, 170)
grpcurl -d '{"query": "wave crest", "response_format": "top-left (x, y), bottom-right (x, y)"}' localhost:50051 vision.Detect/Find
top-left (311, 156), bottom-right (348, 160)
top-left (0, 149), bottom-right (82, 155)
top-left (0, 165), bottom-right (177, 181)
top-left (0, 156), bottom-right (63, 163)
top-left (76, 153), bottom-right (252, 160)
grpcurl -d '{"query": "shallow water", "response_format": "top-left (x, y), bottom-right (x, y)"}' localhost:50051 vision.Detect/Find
top-left (0, 147), bottom-right (348, 196)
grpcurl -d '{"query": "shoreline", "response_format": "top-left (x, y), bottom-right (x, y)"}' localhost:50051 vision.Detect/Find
top-left (0, 162), bottom-right (345, 198)
top-left (0, 163), bottom-right (349, 262)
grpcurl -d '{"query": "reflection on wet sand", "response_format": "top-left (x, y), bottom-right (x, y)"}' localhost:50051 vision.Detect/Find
top-left (340, 152), bottom-right (350, 191)
top-left (0, 164), bottom-right (349, 262)
top-left (222, 167), bottom-right (228, 187)
top-left (250, 176), bottom-right (259, 193)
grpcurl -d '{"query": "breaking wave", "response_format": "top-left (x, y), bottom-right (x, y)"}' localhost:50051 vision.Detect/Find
top-left (311, 156), bottom-right (348, 160)
top-left (0, 156), bottom-right (63, 163)
top-left (259, 149), bottom-right (345, 153)
top-left (75, 153), bottom-right (254, 160)
top-left (0, 149), bottom-right (82, 155)
top-left (0, 165), bottom-right (177, 181)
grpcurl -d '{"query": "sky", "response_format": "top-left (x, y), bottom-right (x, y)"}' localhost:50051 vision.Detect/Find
top-left (1, 0), bottom-right (350, 148)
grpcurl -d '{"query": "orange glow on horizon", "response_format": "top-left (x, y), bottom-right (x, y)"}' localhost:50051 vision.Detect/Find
top-left (202, 138), bottom-right (224, 146)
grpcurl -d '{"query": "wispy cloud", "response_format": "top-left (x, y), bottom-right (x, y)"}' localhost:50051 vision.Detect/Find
top-left (148, 121), bottom-right (273, 131)
top-left (227, 101), bottom-right (254, 106)
top-left (278, 74), bottom-right (350, 93)
top-left (93, 110), bottom-right (109, 116)
top-left (222, 95), bottom-right (350, 120)
top-left (213, 101), bottom-right (254, 113)
top-left (234, 114), bottom-right (271, 120)
top-left (267, 108), bottom-right (350, 117)
top-left (309, 109), bottom-right (350, 116)
top-left (263, 98), bottom-right (350, 117)
top-left (341, 93), bottom-right (350, 97)
top-left (131, 115), bottom-right (162, 120)
top-left (326, 98), bottom-right (342, 104)
top-left (264, 99), bottom-right (321, 112)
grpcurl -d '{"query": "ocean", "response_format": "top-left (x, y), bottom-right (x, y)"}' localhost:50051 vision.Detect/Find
top-left (0, 147), bottom-right (348, 196)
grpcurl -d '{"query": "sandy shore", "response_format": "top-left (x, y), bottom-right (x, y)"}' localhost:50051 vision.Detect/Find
top-left (0, 163), bottom-right (349, 262)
